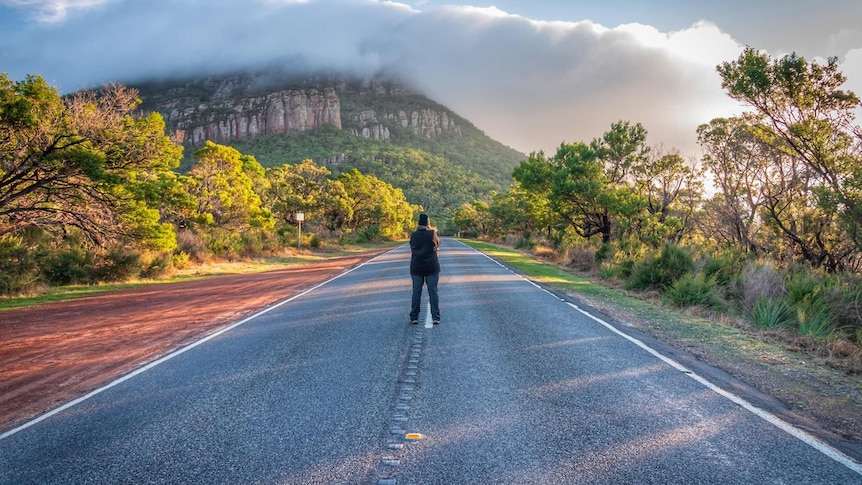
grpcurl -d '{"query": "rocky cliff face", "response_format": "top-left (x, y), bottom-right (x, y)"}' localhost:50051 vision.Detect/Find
top-left (141, 74), bottom-right (462, 148)
top-left (158, 88), bottom-right (341, 145)
top-left (347, 108), bottom-right (462, 141)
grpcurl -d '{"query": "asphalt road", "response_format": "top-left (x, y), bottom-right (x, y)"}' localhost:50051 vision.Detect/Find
top-left (1, 240), bottom-right (860, 484)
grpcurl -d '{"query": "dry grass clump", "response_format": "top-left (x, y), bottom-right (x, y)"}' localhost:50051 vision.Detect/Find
top-left (532, 245), bottom-right (557, 261)
top-left (566, 246), bottom-right (597, 272)
top-left (740, 262), bottom-right (785, 311)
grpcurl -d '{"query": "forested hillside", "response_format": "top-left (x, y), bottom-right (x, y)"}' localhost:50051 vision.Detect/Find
top-left (133, 72), bottom-right (525, 223)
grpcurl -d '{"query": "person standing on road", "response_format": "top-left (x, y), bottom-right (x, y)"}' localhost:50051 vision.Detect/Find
top-left (409, 213), bottom-right (441, 325)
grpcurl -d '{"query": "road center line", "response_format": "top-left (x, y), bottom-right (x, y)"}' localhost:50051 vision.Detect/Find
top-left (424, 302), bottom-right (433, 328)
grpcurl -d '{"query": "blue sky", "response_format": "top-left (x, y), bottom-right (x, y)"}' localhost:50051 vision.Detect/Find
top-left (1, 0), bottom-right (861, 158)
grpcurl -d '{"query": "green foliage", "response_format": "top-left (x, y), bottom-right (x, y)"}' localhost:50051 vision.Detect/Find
top-left (331, 169), bottom-right (415, 240)
top-left (625, 244), bottom-right (694, 290)
top-left (0, 74), bottom-right (182, 248)
top-left (506, 121), bottom-right (699, 249)
top-left (716, 48), bottom-right (862, 271)
top-left (594, 243), bottom-right (613, 263)
top-left (827, 278), bottom-right (862, 344)
top-left (0, 234), bottom-right (40, 295)
top-left (701, 248), bottom-right (747, 288)
top-left (237, 128), bottom-right (497, 221)
top-left (452, 201), bottom-right (491, 238)
top-left (781, 267), bottom-right (838, 340)
top-left (664, 273), bottom-right (724, 309)
top-left (308, 234), bottom-right (322, 249)
top-left (206, 228), bottom-right (246, 258)
top-left (188, 141), bottom-right (274, 231)
top-left (795, 301), bottom-right (835, 341)
top-left (140, 252), bottom-right (173, 279)
top-left (335, 87), bottom-right (524, 188)
top-left (42, 247), bottom-right (94, 286)
top-left (171, 251), bottom-right (191, 270)
top-left (94, 247), bottom-right (142, 282)
top-left (263, 160), bottom-right (332, 226)
top-left (750, 298), bottom-right (793, 329)
top-left (784, 265), bottom-right (824, 306)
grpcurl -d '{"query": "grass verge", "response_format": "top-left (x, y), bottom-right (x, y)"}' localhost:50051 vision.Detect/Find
top-left (0, 243), bottom-right (399, 312)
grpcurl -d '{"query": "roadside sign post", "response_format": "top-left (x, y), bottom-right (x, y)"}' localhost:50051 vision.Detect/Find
top-left (296, 212), bottom-right (304, 250)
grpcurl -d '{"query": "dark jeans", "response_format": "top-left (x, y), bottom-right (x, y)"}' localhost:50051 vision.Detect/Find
top-left (410, 273), bottom-right (440, 321)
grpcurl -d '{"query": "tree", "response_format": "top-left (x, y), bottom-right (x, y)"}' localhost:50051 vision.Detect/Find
top-left (697, 117), bottom-right (768, 253)
top-left (263, 159), bottom-right (331, 226)
top-left (632, 149), bottom-right (703, 244)
top-left (0, 74), bottom-right (182, 249)
top-left (452, 200), bottom-right (490, 237)
top-left (591, 120), bottom-right (649, 185)
top-left (186, 141), bottom-right (273, 231)
top-left (325, 169), bottom-right (415, 239)
top-left (717, 48), bottom-right (862, 270)
top-left (514, 138), bottom-right (644, 245)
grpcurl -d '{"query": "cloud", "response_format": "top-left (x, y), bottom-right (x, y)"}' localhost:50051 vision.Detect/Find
top-left (0, 0), bottom-right (114, 22)
top-left (381, 8), bottom-right (745, 155)
top-left (0, 0), bottom-right (826, 159)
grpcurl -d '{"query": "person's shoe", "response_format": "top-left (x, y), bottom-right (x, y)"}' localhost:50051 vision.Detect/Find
top-left (411, 320), bottom-right (419, 325)
top-left (433, 319), bottom-right (440, 325)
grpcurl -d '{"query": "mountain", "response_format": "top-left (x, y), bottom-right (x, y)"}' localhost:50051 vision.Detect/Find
top-left (132, 71), bottom-right (526, 217)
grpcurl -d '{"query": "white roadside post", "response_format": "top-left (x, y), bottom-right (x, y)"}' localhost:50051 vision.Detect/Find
top-left (296, 211), bottom-right (304, 250)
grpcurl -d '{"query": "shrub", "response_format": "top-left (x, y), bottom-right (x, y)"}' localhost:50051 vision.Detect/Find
top-left (140, 252), bottom-right (172, 279)
top-left (308, 234), bottom-right (323, 249)
top-left (784, 265), bottom-right (823, 306)
top-left (594, 243), bottom-right (613, 263)
top-left (171, 251), bottom-right (192, 269)
top-left (702, 248), bottom-right (746, 287)
top-left (514, 236), bottom-right (533, 251)
top-left (567, 246), bottom-right (597, 272)
top-left (355, 225), bottom-right (381, 243)
top-left (207, 230), bottom-right (244, 258)
top-left (791, 285), bottom-right (836, 341)
top-left (176, 229), bottom-right (207, 261)
top-left (533, 245), bottom-right (557, 260)
top-left (664, 273), bottom-right (724, 309)
top-left (826, 277), bottom-right (862, 344)
top-left (600, 259), bottom-right (634, 280)
top-left (42, 247), bottom-right (93, 285)
top-left (750, 298), bottom-right (793, 329)
top-left (625, 243), bottom-right (694, 291)
top-left (339, 232), bottom-right (364, 245)
top-left (240, 231), bottom-right (266, 257)
top-left (94, 247), bottom-right (142, 282)
top-left (740, 262), bottom-right (785, 311)
top-left (780, 265), bottom-right (845, 341)
top-left (0, 235), bottom-right (41, 295)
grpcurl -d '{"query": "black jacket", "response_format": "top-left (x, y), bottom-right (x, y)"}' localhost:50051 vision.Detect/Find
top-left (409, 227), bottom-right (440, 275)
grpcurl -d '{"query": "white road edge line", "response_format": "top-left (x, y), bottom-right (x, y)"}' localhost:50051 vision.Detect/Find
top-left (0, 248), bottom-right (399, 441)
top-left (566, 301), bottom-right (862, 476)
top-left (462, 239), bottom-right (862, 476)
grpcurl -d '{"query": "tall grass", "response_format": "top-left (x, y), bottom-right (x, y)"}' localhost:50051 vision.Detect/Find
top-left (750, 298), bottom-right (793, 329)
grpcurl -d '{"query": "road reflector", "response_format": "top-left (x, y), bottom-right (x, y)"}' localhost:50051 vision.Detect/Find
top-left (405, 433), bottom-right (424, 440)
